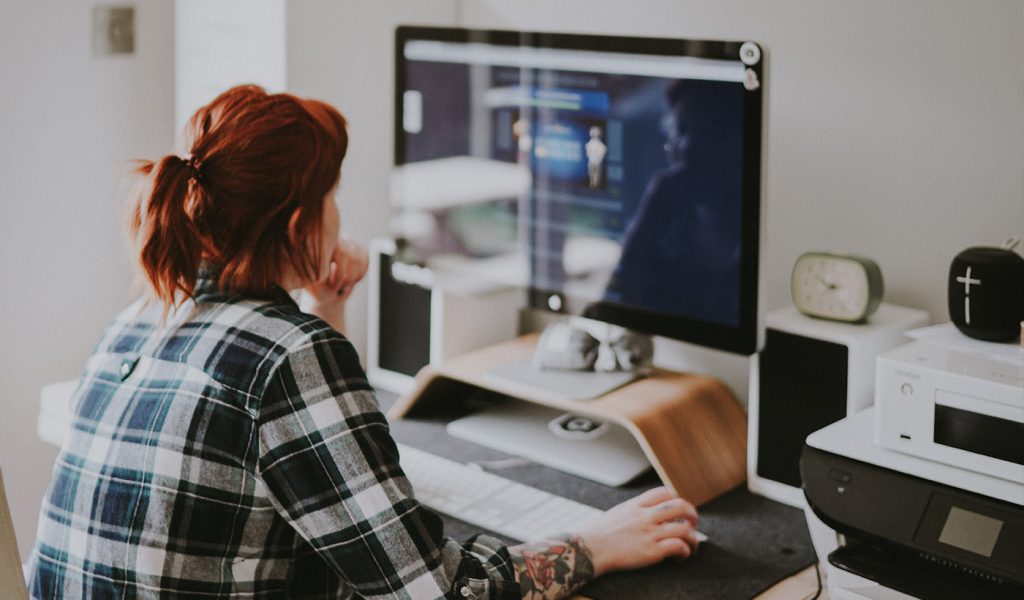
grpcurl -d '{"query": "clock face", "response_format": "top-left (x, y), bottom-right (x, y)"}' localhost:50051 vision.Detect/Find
top-left (791, 253), bottom-right (883, 322)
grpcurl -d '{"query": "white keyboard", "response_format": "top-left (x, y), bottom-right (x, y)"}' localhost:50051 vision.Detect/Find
top-left (398, 443), bottom-right (601, 541)
top-left (397, 444), bottom-right (707, 544)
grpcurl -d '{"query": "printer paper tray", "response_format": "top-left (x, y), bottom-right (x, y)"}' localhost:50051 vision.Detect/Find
top-left (829, 540), bottom-right (1022, 600)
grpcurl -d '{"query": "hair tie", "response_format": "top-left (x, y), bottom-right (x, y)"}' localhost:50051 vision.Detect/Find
top-left (181, 153), bottom-right (204, 183)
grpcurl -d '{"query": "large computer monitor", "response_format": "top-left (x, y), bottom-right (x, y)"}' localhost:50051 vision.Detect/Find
top-left (393, 26), bottom-right (765, 484)
top-left (392, 26), bottom-right (764, 356)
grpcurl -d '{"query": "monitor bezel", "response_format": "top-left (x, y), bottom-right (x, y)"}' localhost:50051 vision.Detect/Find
top-left (394, 25), bottom-right (763, 355)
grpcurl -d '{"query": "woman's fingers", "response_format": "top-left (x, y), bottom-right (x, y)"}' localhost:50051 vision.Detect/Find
top-left (649, 497), bottom-right (698, 528)
top-left (654, 537), bottom-right (692, 560)
top-left (657, 520), bottom-right (700, 554)
top-left (579, 488), bottom-right (701, 575)
top-left (327, 260), bottom-right (339, 288)
top-left (656, 519), bottom-right (693, 541)
top-left (349, 242), bottom-right (368, 280)
top-left (633, 487), bottom-right (699, 529)
top-left (634, 486), bottom-right (674, 507)
top-left (318, 239), bottom-right (368, 297)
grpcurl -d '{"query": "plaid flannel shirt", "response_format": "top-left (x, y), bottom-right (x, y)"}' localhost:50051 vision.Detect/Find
top-left (27, 275), bottom-right (520, 599)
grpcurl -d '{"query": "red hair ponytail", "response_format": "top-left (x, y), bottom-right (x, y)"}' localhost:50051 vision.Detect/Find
top-left (129, 85), bottom-right (348, 307)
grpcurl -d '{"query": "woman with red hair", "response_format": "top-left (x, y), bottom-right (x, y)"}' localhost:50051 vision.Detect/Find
top-left (27, 85), bottom-right (699, 599)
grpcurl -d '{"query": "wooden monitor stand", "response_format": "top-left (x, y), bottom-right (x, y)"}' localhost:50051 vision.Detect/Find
top-left (388, 334), bottom-right (748, 507)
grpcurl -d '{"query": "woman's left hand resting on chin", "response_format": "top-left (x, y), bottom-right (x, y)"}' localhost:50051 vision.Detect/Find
top-left (305, 238), bottom-right (369, 335)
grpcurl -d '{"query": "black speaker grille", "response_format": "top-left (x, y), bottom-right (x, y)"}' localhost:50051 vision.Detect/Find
top-left (378, 253), bottom-right (432, 377)
top-left (757, 328), bottom-right (848, 488)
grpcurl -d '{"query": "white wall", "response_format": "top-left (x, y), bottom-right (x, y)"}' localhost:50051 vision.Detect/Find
top-left (287, 0), bottom-right (461, 358)
top-left (175, 0), bottom-right (287, 130)
top-left (0, 1), bottom-right (174, 557)
top-left (291, 0), bottom-right (1023, 397)
top-left (459, 0), bottom-right (1024, 321)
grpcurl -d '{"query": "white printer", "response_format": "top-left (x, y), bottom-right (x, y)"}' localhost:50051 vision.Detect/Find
top-left (802, 409), bottom-right (1024, 600)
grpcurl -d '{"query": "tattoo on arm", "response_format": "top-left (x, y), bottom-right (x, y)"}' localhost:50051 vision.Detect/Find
top-left (509, 535), bottom-right (596, 600)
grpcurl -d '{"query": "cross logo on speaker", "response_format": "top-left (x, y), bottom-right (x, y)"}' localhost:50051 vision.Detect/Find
top-left (954, 266), bottom-right (982, 325)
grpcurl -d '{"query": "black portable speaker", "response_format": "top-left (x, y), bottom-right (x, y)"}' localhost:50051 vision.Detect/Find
top-left (948, 246), bottom-right (1024, 342)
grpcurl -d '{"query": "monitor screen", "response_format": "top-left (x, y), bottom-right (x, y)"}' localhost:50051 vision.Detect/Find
top-left (393, 27), bottom-right (763, 354)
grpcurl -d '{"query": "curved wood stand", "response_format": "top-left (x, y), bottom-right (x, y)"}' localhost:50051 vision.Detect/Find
top-left (388, 335), bottom-right (748, 507)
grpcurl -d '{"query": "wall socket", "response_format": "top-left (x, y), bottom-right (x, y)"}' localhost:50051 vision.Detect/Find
top-left (92, 5), bottom-right (135, 55)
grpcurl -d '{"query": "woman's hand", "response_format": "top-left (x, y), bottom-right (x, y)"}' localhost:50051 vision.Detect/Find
top-left (305, 238), bottom-right (368, 334)
top-left (578, 486), bottom-right (700, 576)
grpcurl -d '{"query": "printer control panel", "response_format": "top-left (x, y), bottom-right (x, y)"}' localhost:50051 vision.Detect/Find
top-left (801, 445), bottom-right (1024, 590)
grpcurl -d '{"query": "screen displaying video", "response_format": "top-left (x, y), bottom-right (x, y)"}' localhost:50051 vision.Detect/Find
top-left (395, 35), bottom-right (752, 329)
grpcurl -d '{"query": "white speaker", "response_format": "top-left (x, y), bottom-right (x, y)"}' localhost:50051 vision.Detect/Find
top-left (747, 304), bottom-right (928, 507)
top-left (366, 238), bottom-right (523, 394)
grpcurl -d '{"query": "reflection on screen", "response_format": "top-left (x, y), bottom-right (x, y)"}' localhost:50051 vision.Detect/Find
top-left (395, 40), bottom-right (748, 327)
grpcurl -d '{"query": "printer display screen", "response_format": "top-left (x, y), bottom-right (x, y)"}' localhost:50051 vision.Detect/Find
top-left (914, 491), bottom-right (1023, 579)
top-left (938, 506), bottom-right (1004, 558)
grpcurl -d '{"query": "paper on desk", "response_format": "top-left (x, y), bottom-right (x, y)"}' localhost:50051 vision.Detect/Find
top-left (906, 323), bottom-right (1024, 363)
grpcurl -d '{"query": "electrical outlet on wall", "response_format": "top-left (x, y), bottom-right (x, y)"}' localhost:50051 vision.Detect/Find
top-left (92, 5), bottom-right (135, 55)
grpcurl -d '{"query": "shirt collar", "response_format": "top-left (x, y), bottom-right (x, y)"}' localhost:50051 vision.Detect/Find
top-left (194, 263), bottom-right (298, 309)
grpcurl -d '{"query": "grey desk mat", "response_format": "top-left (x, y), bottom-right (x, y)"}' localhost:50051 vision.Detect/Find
top-left (381, 392), bottom-right (818, 600)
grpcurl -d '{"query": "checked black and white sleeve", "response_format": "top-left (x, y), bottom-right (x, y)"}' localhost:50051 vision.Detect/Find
top-left (256, 328), bottom-right (521, 600)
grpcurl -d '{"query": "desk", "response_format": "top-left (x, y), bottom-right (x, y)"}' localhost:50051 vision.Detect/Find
top-left (383, 391), bottom-right (818, 599)
top-left (38, 383), bottom-right (818, 599)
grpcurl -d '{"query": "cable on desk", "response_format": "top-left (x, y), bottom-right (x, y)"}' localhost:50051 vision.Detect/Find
top-left (802, 562), bottom-right (822, 600)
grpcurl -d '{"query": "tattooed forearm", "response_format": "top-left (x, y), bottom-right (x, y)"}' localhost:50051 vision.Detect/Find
top-left (509, 535), bottom-right (596, 600)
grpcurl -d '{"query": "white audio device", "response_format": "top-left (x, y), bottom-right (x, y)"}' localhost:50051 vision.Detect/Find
top-left (747, 304), bottom-right (928, 507)
top-left (367, 238), bottom-right (523, 394)
top-left (875, 336), bottom-right (1024, 483)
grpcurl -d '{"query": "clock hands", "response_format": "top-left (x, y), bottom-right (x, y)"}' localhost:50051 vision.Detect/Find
top-left (812, 271), bottom-right (861, 315)
top-left (814, 274), bottom-right (839, 291)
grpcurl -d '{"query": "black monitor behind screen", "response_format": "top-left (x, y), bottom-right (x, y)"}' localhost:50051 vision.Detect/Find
top-left (393, 27), bottom-right (763, 355)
